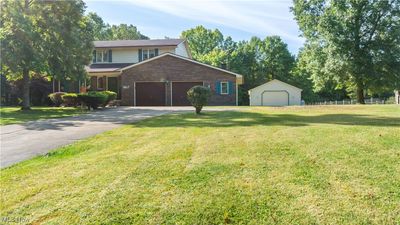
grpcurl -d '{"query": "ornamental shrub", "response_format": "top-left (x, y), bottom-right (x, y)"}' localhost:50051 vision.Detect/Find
top-left (187, 85), bottom-right (211, 114)
top-left (48, 92), bottom-right (66, 107)
top-left (101, 91), bottom-right (117, 106)
top-left (62, 93), bottom-right (79, 107)
top-left (77, 91), bottom-right (108, 110)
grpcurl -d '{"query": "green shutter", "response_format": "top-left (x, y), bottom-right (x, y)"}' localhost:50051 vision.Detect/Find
top-left (215, 81), bottom-right (220, 95)
top-left (155, 48), bottom-right (159, 56)
top-left (92, 50), bottom-right (96, 63)
top-left (138, 49), bottom-right (142, 62)
top-left (228, 81), bottom-right (234, 94)
top-left (108, 49), bottom-right (112, 62)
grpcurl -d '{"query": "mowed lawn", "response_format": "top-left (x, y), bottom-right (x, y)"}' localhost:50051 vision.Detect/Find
top-left (0, 107), bottom-right (84, 125)
top-left (1, 105), bottom-right (399, 224)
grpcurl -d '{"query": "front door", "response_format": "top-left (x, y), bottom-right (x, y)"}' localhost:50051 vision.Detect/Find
top-left (107, 77), bottom-right (118, 94)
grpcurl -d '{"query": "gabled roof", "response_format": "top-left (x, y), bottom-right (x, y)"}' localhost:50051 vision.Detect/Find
top-left (120, 53), bottom-right (243, 80)
top-left (249, 79), bottom-right (302, 92)
top-left (94, 39), bottom-right (185, 48)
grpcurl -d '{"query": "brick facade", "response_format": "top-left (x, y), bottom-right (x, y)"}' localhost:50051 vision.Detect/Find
top-left (120, 55), bottom-right (238, 106)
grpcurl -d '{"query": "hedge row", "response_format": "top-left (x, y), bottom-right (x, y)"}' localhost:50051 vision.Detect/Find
top-left (48, 91), bottom-right (117, 110)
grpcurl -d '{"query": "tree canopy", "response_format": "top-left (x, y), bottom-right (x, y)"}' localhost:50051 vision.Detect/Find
top-left (0, 0), bottom-right (94, 109)
top-left (182, 27), bottom-right (296, 104)
top-left (87, 12), bottom-right (149, 40)
top-left (292, 0), bottom-right (400, 103)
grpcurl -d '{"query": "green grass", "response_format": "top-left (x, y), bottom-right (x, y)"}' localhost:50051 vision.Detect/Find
top-left (1, 105), bottom-right (399, 224)
top-left (0, 107), bottom-right (84, 125)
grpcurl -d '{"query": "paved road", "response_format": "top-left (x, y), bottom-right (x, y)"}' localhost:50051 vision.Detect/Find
top-left (1, 107), bottom-right (194, 168)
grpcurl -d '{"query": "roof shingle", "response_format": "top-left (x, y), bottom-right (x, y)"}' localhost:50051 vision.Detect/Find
top-left (94, 39), bottom-right (185, 48)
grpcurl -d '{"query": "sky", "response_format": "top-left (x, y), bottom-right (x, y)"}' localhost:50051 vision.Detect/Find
top-left (85, 0), bottom-right (305, 54)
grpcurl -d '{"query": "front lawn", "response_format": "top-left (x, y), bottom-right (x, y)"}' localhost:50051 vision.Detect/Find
top-left (1, 105), bottom-right (399, 224)
top-left (0, 107), bottom-right (84, 125)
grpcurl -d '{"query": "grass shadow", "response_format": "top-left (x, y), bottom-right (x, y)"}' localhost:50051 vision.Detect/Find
top-left (134, 110), bottom-right (400, 128)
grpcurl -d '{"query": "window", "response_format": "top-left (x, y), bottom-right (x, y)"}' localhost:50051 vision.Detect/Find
top-left (220, 81), bottom-right (229, 94)
top-left (142, 49), bottom-right (157, 60)
top-left (96, 50), bottom-right (108, 63)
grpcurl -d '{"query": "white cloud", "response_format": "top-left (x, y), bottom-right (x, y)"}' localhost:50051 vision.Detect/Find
top-left (122, 0), bottom-right (304, 43)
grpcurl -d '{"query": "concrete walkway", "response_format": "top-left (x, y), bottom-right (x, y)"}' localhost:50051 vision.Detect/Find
top-left (1, 107), bottom-right (194, 168)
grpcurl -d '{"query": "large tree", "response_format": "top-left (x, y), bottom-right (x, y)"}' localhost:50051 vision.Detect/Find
top-left (1, 0), bottom-right (93, 109)
top-left (292, 0), bottom-right (400, 103)
top-left (87, 12), bottom-right (148, 41)
top-left (261, 36), bottom-right (295, 81)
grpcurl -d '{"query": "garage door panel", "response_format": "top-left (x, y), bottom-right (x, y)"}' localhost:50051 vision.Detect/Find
top-left (262, 91), bottom-right (288, 106)
top-left (172, 82), bottom-right (203, 106)
top-left (136, 82), bottom-right (165, 106)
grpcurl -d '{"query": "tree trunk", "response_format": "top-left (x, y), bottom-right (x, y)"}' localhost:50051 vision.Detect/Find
top-left (195, 106), bottom-right (202, 114)
top-left (21, 68), bottom-right (31, 110)
top-left (356, 82), bottom-right (365, 104)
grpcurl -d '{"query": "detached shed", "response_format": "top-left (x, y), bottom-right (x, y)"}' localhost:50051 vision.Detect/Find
top-left (249, 79), bottom-right (302, 106)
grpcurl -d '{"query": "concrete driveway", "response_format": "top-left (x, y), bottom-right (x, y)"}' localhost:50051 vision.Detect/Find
top-left (1, 107), bottom-right (194, 168)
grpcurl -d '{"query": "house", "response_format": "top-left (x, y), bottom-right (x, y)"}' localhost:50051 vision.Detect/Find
top-left (85, 39), bottom-right (243, 106)
top-left (248, 79), bottom-right (302, 106)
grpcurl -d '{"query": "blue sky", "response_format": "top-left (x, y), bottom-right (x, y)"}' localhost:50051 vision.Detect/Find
top-left (85, 0), bottom-right (304, 54)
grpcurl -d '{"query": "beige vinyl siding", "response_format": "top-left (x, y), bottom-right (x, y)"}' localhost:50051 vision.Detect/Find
top-left (175, 42), bottom-right (189, 58)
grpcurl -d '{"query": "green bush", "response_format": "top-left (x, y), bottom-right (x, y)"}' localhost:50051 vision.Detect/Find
top-left (48, 92), bottom-right (66, 107)
top-left (77, 91), bottom-right (108, 110)
top-left (187, 86), bottom-right (211, 114)
top-left (101, 91), bottom-right (117, 106)
top-left (62, 93), bottom-right (79, 107)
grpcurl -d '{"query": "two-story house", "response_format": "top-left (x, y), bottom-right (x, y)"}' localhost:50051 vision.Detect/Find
top-left (85, 39), bottom-right (243, 106)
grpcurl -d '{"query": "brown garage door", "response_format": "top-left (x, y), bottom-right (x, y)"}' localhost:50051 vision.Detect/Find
top-left (172, 82), bottom-right (203, 106)
top-left (135, 82), bottom-right (166, 106)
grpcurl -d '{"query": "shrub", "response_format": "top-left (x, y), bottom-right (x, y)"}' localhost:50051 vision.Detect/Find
top-left (101, 91), bottom-right (117, 106)
top-left (48, 92), bottom-right (66, 107)
top-left (77, 91), bottom-right (108, 110)
top-left (187, 85), bottom-right (211, 114)
top-left (62, 93), bottom-right (79, 107)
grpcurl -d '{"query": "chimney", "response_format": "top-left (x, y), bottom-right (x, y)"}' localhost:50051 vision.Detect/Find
top-left (220, 63), bottom-right (227, 70)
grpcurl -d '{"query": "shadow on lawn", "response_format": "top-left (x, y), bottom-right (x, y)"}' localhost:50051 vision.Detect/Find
top-left (134, 111), bottom-right (400, 128)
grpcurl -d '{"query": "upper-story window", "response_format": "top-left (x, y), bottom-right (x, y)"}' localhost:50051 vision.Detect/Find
top-left (142, 49), bottom-right (157, 60)
top-left (96, 50), bottom-right (109, 63)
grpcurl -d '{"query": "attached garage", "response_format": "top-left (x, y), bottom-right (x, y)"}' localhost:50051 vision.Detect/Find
top-left (249, 79), bottom-right (302, 106)
top-left (171, 82), bottom-right (203, 106)
top-left (135, 82), bottom-right (166, 106)
top-left (120, 53), bottom-right (243, 106)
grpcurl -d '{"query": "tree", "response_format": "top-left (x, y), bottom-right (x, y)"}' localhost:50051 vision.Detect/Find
top-left (187, 86), bottom-right (211, 114)
top-left (87, 12), bottom-right (148, 40)
top-left (1, 0), bottom-right (93, 110)
top-left (261, 36), bottom-right (295, 82)
top-left (292, 0), bottom-right (400, 103)
top-left (181, 25), bottom-right (224, 59)
top-left (1, 0), bottom-right (44, 109)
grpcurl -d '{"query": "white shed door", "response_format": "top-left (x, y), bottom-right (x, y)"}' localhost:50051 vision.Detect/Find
top-left (262, 91), bottom-right (289, 106)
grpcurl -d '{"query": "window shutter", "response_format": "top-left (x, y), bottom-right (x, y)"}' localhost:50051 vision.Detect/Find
top-left (228, 81), bottom-right (234, 94)
top-left (155, 48), bottom-right (159, 56)
top-left (92, 50), bottom-right (96, 63)
top-left (215, 81), bottom-right (220, 95)
top-left (138, 49), bottom-right (142, 62)
top-left (108, 49), bottom-right (112, 62)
